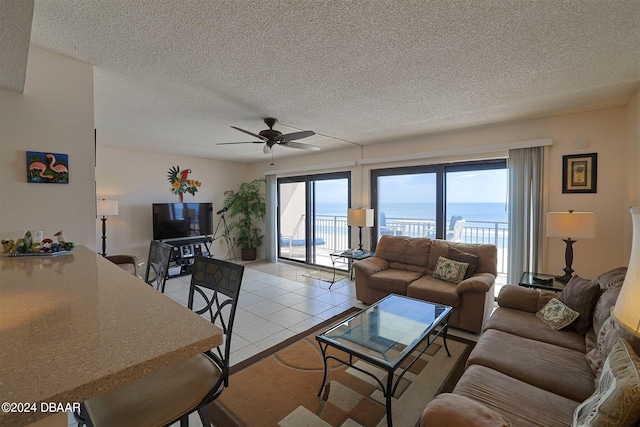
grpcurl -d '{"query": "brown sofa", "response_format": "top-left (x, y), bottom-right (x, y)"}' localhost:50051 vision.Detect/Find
top-left (421, 267), bottom-right (640, 427)
top-left (352, 235), bottom-right (497, 333)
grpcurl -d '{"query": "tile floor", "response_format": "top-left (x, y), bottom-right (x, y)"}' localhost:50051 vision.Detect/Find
top-left (69, 260), bottom-right (363, 427)
top-left (164, 259), bottom-right (366, 366)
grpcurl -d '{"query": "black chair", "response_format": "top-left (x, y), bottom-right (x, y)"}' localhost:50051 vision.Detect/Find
top-left (144, 240), bottom-right (173, 292)
top-left (79, 256), bottom-right (244, 427)
top-left (105, 254), bottom-right (139, 277)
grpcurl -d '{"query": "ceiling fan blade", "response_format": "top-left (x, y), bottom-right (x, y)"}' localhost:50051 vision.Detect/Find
top-left (216, 141), bottom-right (263, 145)
top-left (281, 130), bottom-right (315, 141)
top-left (281, 141), bottom-right (321, 151)
top-left (231, 126), bottom-right (267, 141)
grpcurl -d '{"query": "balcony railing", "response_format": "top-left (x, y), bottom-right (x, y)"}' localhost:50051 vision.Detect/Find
top-left (303, 215), bottom-right (508, 275)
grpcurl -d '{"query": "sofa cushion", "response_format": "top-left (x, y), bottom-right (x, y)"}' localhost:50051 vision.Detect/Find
top-left (467, 329), bottom-right (595, 401)
top-left (558, 275), bottom-right (601, 334)
top-left (375, 235), bottom-right (430, 271)
top-left (496, 284), bottom-right (548, 313)
top-left (573, 338), bottom-right (640, 427)
top-left (421, 393), bottom-right (512, 427)
top-left (433, 256), bottom-right (468, 284)
top-left (427, 239), bottom-right (450, 275)
top-left (536, 298), bottom-right (580, 330)
top-left (454, 242), bottom-right (498, 276)
top-left (484, 307), bottom-right (586, 352)
top-left (593, 278), bottom-right (625, 337)
top-left (589, 309), bottom-right (640, 380)
top-left (447, 246), bottom-right (479, 278)
top-left (407, 276), bottom-right (461, 308)
top-left (426, 239), bottom-right (497, 277)
top-left (367, 269), bottom-right (423, 295)
top-left (453, 365), bottom-right (580, 427)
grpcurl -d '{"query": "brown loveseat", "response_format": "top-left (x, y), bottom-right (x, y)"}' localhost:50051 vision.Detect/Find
top-left (421, 267), bottom-right (640, 427)
top-left (352, 235), bottom-right (497, 333)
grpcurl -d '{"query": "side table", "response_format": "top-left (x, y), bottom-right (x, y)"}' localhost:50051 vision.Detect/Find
top-left (519, 272), bottom-right (565, 292)
top-left (329, 249), bottom-right (374, 288)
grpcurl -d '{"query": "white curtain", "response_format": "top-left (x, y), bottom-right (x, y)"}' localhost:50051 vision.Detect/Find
top-left (265, 174), bottom-right (277, 262)
top-left (507, 147), bottom-right (544, 284)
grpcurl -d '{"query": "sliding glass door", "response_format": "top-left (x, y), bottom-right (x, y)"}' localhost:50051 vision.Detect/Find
top-left (371, 161), bottom-right (508, 291)
top-left (278, 172), bottom-right (350, 267)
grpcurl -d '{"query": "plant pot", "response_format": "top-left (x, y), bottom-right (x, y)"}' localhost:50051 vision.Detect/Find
top-left (241, 248), bottom-right (257, 261)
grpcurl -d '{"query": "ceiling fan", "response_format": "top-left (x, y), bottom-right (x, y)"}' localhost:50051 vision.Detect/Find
top-left (218, 118), bottom-right (320, 154)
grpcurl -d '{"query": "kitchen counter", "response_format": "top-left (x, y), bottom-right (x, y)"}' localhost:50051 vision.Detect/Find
top-left (0, 245), bottom-right (221, 426)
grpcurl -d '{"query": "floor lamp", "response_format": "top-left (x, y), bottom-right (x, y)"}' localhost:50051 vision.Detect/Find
top-left (97, 199), bottom-right (118, 257)
top-left (348, 208), bottom-right (374, 251)
top-left (546, 210), bottom-right (596, 282)
top-left (613, 206), bottom-right (640, 337)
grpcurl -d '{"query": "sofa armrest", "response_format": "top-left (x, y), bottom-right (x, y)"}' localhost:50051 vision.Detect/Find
top-left (352, 256), bottom-right (389, 278)
top-left (456, 273), bottom-right (495, 294)
top-left (421, 394), bottom-right (512, 427)
top-left (496, 284), bottom-right (555, 313)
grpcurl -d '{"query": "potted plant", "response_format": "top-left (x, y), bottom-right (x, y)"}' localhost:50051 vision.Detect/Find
top-left (224, 178), bottom-right (266, 261)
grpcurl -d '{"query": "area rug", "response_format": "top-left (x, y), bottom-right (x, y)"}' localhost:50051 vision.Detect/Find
top-left (206, 308), bottom-right (474, 427)
top-left (302, 269), bottom-right (349, 283)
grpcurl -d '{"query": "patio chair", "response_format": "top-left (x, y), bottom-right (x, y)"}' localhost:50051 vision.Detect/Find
top-left (379, 212), bottom-right (402, 236)
top-left (449, 219), bottom-right (466, 242)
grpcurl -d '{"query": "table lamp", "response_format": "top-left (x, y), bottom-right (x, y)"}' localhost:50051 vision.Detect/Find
top-left (97, 198), bottom-right (118, 257)
top-left (348, 208), bottom-right (374, 251)
top-left (613, 207), bottom-right (640, 337)
top-left (546, 210), bottom-right (596, 282)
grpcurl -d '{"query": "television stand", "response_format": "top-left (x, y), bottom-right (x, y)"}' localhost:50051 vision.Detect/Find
top-left (159, 236), bottom-right (213, 278)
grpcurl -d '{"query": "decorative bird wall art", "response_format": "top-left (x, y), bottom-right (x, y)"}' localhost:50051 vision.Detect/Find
top-left (167, 165), bottom-right (201, 202)
top-left (27, 151), bottom-right (69, 184)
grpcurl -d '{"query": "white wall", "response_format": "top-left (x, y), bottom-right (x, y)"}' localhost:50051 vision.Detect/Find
top-left (0, 47), bottom-right (95, 247)
top-left (95, 146), bottom-right (252, 262)
top-left (250, 103), bottom-right (640, 281)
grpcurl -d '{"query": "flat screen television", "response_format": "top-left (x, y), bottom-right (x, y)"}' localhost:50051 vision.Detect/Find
top-left (152, 203), bottom-right (213, 240)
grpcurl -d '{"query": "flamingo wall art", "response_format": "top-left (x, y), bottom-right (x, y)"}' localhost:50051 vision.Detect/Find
top-left (27, 151), bottom-right (69, 184)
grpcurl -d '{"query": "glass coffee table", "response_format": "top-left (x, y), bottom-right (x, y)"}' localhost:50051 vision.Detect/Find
top-left (316, 295), bottom-right (452, 427)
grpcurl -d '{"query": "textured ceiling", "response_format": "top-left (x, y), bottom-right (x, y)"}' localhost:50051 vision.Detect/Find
top-left (0, 0), bottom-right (33, 92)
top-left (5, 1), bottom-right (640, 162)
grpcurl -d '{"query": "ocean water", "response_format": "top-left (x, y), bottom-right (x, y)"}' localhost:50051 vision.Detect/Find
top-left (316, 202), bottom-right (508, 223)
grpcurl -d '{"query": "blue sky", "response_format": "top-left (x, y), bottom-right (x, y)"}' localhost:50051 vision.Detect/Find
top-left (312, 169), bottom-right (508, 204)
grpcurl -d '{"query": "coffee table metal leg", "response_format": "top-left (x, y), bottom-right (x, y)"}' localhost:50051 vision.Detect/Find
top-left (317, 342), bottom-right (330, 397)
top-left (442, 323), bottom-right (451, 357)
top-left (385, 371), bottom-right (394, 427)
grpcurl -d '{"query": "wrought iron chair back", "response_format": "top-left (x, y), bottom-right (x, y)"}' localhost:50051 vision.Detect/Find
top-left (144, 240), bottom-right (173, 292)
top-left (188, 255), bottom-right (244, 395)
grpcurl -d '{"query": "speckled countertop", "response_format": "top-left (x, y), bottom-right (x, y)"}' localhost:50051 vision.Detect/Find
top-left (0, 246), bottom-right (222, 426)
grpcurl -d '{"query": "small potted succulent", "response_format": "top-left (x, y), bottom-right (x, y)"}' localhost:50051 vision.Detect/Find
top-left (224, 178), bottom-right (266, 260)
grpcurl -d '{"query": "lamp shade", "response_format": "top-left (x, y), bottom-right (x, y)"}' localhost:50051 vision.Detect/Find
top-left (613, 207), bottom-right (640, 337)
top-left (97, 199), bottom-right (119, 216)
top-left (546, 211), bottom-right (596, 239)
top-left (347, 209), bottom-right (374, 228)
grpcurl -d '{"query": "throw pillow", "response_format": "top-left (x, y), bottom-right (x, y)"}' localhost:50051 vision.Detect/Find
top-left (573, 338), bottom-right (640, 427)
top-left (558, 275), bottom-right (601, 335)
top-left (536, 298), bottom-right (580, 330)
top-left (447, 247), bottom-right (480, 278)
top-left (433, 256), bottom-right (469, 284)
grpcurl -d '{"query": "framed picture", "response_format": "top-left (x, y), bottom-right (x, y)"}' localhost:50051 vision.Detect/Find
top-left (26, 151), bottom-right (69, 184)
top-left (562, 153), bottom-right (597, 193)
